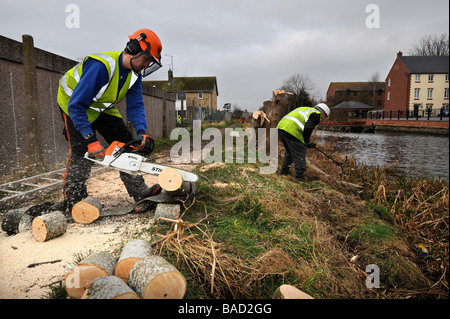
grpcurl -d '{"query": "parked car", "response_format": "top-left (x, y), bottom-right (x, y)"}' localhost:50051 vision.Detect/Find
top-left (442, 109), bottom-right (449, 117)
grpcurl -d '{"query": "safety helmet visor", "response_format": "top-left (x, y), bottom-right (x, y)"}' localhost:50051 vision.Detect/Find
top-left (141, 59), bottom-right (162, 77)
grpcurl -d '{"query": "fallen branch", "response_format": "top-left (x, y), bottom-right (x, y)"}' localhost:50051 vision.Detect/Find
top-left (27, 259), bottom-right (62, 268)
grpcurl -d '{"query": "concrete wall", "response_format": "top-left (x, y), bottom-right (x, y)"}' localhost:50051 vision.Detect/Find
top-left (0, 35), bottom-right (175, 178)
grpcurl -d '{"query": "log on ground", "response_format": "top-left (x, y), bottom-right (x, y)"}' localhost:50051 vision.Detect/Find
top-left (273, 284), bottom-right (314, 299)
top-left (32, 211), bottom-right (67, 242)
top-left (1, 207), bottom-right (30, 235)
top-left (65, 251), bottom-right (117, 299)
top-left (71, 197), bottom-right (102, 224)
top-left (87, 276), bottom-right (140, 299)
top-left (154, 203), bottom-right (180, 224)
top-left (128, 255), bottom-right (186, 299)
top-left (114, 239), bottom-right (154, 283)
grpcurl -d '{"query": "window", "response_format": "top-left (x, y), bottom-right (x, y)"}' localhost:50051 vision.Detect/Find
top-left (388, 78), bottom-right (391, 86)
top-left (427, 88), bottom-right (433, 99)
top-left (414, 88), bottom-right (420, 99)
top-left (445, 88), bottom-right (449, 99)
top-left (415, 74), bottom-right (421, 82)
top-left (428, 74), bottom-right (434, 82)
top-left (446, 74), bottom-right (449, 82)
top-left (387, 92), bottom-right (390, 100)
top-left (198, 92), bottom-right (203, 99)
top-left (176, 92), bottom-right (186, 101)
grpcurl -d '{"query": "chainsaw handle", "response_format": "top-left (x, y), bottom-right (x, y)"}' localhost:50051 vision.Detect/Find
top-left (113, 137), bottom-right (155, 157)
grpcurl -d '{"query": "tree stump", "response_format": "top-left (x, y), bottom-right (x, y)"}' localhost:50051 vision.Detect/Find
top-left (65, 251), bottom-right (116, 299)
top-left (273, 284), bottom-right (314, 299)
top-left (71, 197), bottom-right (102, 224)
top-left (114, 239), bottom-right (154, 283)
top-left (1, 207), bottom-right (30, 235)
top-left (128, 255), bottom-right (186, 299)
top-left (87, 276), bottom-right (140, 299)
top-left (154, 204), bottom-right (180, 224)
top-left (158, 168), bottom-right (183, 192)
top-left (32, 211), bottom-right (67, 242)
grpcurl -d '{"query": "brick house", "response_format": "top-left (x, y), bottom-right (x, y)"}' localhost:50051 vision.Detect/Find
top-left (326, 82), bottom-right (385, 109)
top-left (385, 51), bottom-right (449, 116)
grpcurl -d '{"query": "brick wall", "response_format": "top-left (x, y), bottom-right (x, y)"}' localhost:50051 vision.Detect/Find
top-left (385, 52), bottom-right (410, 113)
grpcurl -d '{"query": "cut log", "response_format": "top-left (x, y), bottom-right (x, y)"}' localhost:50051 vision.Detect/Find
top-left (1, 207), bottom-right (30, 235)
top-left (71, 197), bottom-right (102, 224)
top-left (128, 255), bottom-right (186, 299)
top-left (65, 251), bottom-right (116, 299)
top-left (114, 239), bottom-right (154, 283)
top-left (273, 284), bottom-right (314, 299)
top-left (154, 203), bottom-right (180, 224)
top-left (18, 214), bottom-right (34, 233)
top-left (32, 211), bottom-right (67, 242)
top-left (158, 168), bottom-right (183, 192)
top-left (87, 276), bottom-right (140, 299)
top-left (164, 181), bottom-right (192, 197)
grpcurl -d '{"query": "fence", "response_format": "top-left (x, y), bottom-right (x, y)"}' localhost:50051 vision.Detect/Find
top-left (0, 35), bottom-right (176, 178)
top-left (366, 109), bottom-right (449, 121)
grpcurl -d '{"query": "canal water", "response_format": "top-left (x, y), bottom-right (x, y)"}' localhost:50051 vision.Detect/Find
top-left (314, 130), bottom-right (449, 180)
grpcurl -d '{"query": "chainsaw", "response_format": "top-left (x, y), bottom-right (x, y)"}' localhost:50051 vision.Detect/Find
top-left (84, 138), bottom-right (199, 183)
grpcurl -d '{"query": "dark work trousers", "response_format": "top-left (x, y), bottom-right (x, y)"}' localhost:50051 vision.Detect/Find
top-left (278, 129), bottom-right (306, 179)
top-left (61, 110), bottom-right (148, 210)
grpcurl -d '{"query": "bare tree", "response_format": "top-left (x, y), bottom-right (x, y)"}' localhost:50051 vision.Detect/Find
top-left (368, 71), bottom-right (380, 107)
top-left (408, 33), bottom-right (449, 56)
top-left (279, 73), bottom-right (316, 108)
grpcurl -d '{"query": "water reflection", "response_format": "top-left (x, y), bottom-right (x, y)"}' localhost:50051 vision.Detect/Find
top-left (314, 130), bottom-right (449, 180)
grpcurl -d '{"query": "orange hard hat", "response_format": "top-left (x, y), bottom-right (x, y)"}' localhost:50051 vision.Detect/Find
top-left (128, 28), bottom-right (162, 65)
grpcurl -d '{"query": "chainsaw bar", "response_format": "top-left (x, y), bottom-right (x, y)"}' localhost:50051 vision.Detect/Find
top-left (84, 142), bottom-right (199, 182)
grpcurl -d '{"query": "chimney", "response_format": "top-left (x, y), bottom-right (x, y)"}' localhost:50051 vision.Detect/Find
top-left (397, 51), bottom-right (403, 58)
top-left (168, 69), bottom-right (174, 85)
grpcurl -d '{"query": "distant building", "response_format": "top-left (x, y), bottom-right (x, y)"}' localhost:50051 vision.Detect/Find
top-left (385, 51), bottom-right (449, 116)
top-left (144, 70), bottom-right (219, 117)
top-left (326, 82), bottom-right (385, 109)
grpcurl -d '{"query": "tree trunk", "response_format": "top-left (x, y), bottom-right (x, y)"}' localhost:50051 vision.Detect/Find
top-left (65, 251), bottom-right (116, 299)
top-left (158, 168), bottom-right (183, 192)
top-left (273, 284), bottom-right (314, 299)
top-left (128, 255), bottom-right (186, 299)
top-left (71, 197), bottom-right (102, 224)
top-left (114, 239), bottom-right (154, 283)
top-left (87, 276), bottom-right (140, 299)
top-left (154, 204), bottom-right (180, 224)
top-left (32, 211), bottom-right (67, 242)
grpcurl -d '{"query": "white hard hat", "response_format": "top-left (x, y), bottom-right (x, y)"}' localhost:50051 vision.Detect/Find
top-left (315, 103), bottom-right (330, 117)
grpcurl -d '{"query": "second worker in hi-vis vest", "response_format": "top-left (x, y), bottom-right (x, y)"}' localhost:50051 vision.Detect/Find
top-left (57, 28), bottom-right (163, 212)
top-left (277, 103), bottom-right (330, 181)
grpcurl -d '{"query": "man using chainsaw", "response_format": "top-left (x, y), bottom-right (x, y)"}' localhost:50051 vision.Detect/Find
top-left (57, 28), bottom-right (163, 211)
top-left (277, 103), bottom-right (330, 181)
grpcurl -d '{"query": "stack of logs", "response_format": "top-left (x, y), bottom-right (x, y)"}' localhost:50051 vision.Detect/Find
top-left (1, 167), bottom-right (189, 242)
top-left (65, 239), bottom-right (186, 299)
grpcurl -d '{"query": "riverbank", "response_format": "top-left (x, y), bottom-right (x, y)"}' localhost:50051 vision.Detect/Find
top-left (1, 121), bottom-right (448, 299)
top-left (319, 119), bottom-right (449, 135)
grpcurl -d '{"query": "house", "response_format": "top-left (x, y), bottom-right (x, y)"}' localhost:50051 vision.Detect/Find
top-left (326, 82), bottom-right (385, 109)
top-left (143, 70), bottom-right (219, 119)
top-left (385, 51), bottom-right (449, 116)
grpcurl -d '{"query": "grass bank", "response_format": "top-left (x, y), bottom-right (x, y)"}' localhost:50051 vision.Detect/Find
top-left (147, 123), bottom-right (448, 299)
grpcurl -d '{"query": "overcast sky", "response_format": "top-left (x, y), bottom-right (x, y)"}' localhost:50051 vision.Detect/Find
top-left (1, 0), bottom-right (449, 112)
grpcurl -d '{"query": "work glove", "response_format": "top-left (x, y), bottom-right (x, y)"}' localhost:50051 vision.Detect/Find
top-left (87, 141), bottom-right (106, 160)
top-left (305, 142), bottom-right (316, 149)
top-left (136, 133), bottom-right (155, 156)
